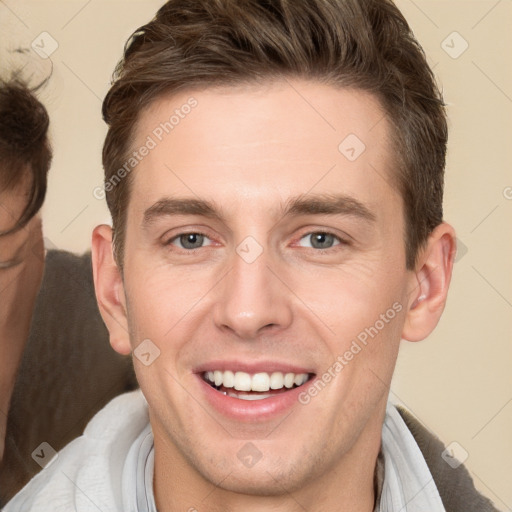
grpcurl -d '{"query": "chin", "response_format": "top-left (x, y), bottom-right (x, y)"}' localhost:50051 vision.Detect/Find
top-left (203, 461), bottom-right (310, 497)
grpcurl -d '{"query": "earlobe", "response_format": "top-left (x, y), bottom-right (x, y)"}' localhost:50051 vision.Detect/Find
top-left (91, 225), bottom-right (132, 355)
top-left (402, 222), bottom-right (456, 342)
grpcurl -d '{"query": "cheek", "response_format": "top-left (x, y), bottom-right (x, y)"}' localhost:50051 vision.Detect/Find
top-left (123, 260), bottom-right (214, 341)
top-left (289, 260), bottom-right (406, 335)
top-left (287, 261), bottom-right (407, 399)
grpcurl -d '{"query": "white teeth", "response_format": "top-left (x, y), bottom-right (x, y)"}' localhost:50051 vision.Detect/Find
top-left (227, 391), bottom-right (272, 401)
top-left (294, 373), bottom-right (308, 386)
top-left (223, 370), bottom-right (234, 388)
top-left (234, 372), bottom-right (252, 391)
top-left (270, 372), bottom-right (284, 389)
top-left (251, 373), bottom-right (270, 392)
top-left (284, 373), bottom-right (295, 388)
top-left (204, 370), bottom-right (310, 392)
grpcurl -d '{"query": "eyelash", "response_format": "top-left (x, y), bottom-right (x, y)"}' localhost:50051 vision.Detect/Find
top-left (166, 232), bottom-right (213, 250)
top-left (165, 230), bottom-right (350, 252)
top-left (294, 231), bottom-right (349, 251)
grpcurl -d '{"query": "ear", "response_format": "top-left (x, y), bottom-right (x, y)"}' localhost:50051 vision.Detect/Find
top-left (402, 222), bottom-right (456, 342)
top-left (91, 224), bottom-right (131, 355)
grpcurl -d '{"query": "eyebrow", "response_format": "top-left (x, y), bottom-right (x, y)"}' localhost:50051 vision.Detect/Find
top-left (143, 198), bottom-right (224, 228)
top-left (284, 194), bottom-right (376, 222)
top-left (142, 193), bottom-right (376, 228)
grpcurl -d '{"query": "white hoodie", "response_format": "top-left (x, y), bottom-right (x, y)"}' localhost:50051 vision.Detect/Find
top-left (4, 389), bottom-right (445, 512)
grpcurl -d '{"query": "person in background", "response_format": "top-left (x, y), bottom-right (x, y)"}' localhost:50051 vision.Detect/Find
top-left (0, 78), bottom-right (50, 464)
top-left (0, 78), bottom-right (137, 504)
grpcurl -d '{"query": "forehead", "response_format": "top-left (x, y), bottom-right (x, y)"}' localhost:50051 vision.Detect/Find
top-left (129, 80), bottom-right (398, 216)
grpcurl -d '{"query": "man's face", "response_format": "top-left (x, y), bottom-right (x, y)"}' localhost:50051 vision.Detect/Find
top-left (117, 80), bottom-right (417, 493)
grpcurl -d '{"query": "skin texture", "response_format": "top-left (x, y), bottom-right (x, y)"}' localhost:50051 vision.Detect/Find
top-left (93, 79), bottom-right (455, 512)
top-left (0, 178), bottom-right (45, 462)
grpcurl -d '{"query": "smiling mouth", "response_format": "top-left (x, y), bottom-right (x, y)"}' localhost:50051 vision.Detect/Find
top-left (202, 370), bottom-right (314, 400)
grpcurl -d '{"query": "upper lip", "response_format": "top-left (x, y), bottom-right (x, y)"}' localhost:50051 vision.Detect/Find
top-left (193, 360), bottom-right (315, 375)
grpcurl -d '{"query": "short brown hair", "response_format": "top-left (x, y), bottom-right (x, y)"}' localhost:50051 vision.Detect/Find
top-left (0, 79), bottom-right (52, 235)
top-left (102, 0), bottom-right (447, 269)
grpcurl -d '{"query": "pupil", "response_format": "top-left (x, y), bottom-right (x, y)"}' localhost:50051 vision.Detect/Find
top-left (181, 233), bottom-right (203, 249)
top-left (312, 233), bottom-right (332, 249)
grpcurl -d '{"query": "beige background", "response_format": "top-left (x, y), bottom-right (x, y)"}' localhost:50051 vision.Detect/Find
top-left (1, 0), bottom-right (511, 508)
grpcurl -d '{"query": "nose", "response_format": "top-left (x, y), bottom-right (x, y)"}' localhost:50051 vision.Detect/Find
top-left (213, 249), bottom-right (293, 340)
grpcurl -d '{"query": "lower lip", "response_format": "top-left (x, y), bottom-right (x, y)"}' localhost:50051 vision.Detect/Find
top-left (197, 375), bottom-right (309, 422)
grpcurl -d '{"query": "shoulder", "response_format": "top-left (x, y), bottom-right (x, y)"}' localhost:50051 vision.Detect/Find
top-left (396, 406), bottom-right (501, 512)
top-left (1, 249), bottom-right (137, 500)
top-left (3, 390), bottom-right (148, 512)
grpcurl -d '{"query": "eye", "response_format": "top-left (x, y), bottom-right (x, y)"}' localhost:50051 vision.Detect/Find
top-left (297, 232), bottom-right (342, 250)
top-left (169, 233), bottom-right (212, 250)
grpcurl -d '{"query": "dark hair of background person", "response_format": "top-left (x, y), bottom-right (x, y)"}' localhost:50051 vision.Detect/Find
top-left (101, 0), bottom-right (447, 271)
top-left (0, 78), bottom-right (52, 235)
